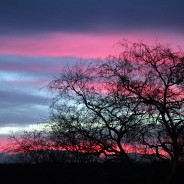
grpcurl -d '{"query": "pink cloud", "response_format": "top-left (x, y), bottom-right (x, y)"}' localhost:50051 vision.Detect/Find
top-left (0, 32), bottom-right (183, 58)
top-left (0, 135), bottom-right (9, 151)
top-left (0, 33), bottom-right (119, 58)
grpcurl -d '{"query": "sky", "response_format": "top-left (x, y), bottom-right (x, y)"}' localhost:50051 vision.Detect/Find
top-left (0, 0), bottom-right (184, 149)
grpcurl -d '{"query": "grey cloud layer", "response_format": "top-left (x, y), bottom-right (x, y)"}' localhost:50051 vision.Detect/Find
top-left (0, 89), bottom-right (48, 108)
top-left (0, 0), bottom-right (183, 35)
top-left (0, 55), bottom-right (78, 75)
top-left (0, 55), bottom-right (78, 127)
top-left (0, 88), bottom-right (49, 127)
top-left (0, 89), bottom-right (48, 126)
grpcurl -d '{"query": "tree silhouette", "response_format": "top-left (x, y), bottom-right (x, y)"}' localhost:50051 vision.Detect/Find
top-left (5, 128), bottom-right (58, 164)
top-left (100, 41), bottom-right (184, 181)
top-left (48, 41), bottom-right (184, 183)
top-left (3, 40), bottom-right (183, 184)
top-left (48, 61), bottom-right (144, 164)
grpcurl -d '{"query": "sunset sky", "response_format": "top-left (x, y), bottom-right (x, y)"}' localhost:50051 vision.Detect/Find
top-left (0, 0), bottom-right (184, 149)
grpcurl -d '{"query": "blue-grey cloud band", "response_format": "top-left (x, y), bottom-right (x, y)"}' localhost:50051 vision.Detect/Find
top-left (0, 56), bottom-right (78, 127)
top-left (0, 0), bottom-right (183, 35)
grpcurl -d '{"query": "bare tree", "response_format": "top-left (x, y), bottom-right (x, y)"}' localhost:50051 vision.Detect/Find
top-left (48, 61), bottom-right (145, 164)
top-left (100, 41), bottom-right (184, 182)
top-left (5, 128), bottom-right (59, 164)
top-left (47, 40), bottom-right (183, 183)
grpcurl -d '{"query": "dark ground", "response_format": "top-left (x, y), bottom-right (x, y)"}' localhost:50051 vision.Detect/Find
top-left (0, 162), bottom-right (183, 184)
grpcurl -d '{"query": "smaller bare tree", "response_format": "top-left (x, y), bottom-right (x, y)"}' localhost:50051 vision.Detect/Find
top-left (5, 127), bottom-right (57, 164)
